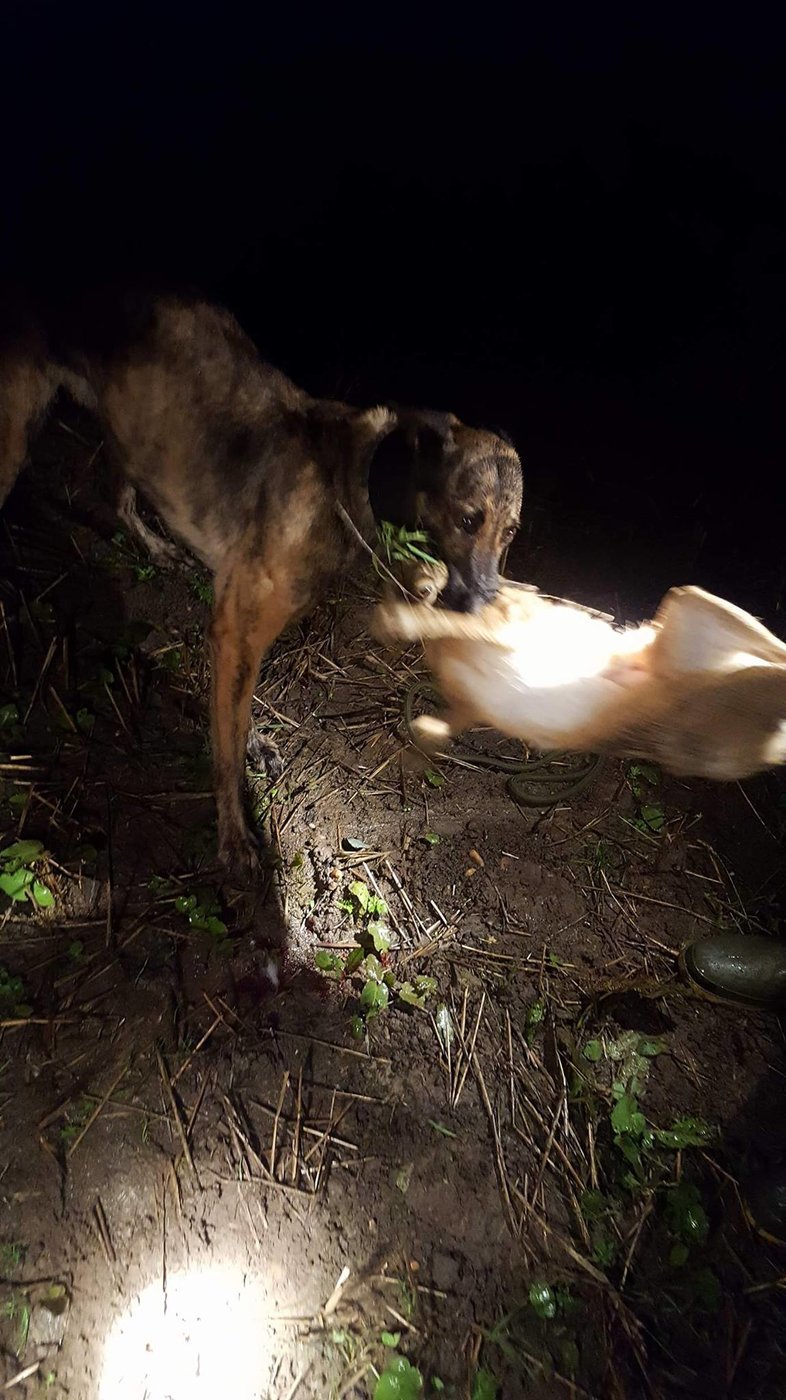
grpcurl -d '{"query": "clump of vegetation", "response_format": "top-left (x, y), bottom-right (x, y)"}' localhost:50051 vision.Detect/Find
top-left (0, 1291), bottom-right (30, 1357)
top-left (625, 761), bottom-right (666, 834)
top-left (105, 529), bottom-right (159, 582)
top-left (376, 522), bottom-right (440, 570)
top-left (0, 1243), bottom-right (25, 1276)
top-left (188, 568), bottom-right (213, 605)
top-left (314, 878), bottom-right (437, 1034)
top-left (175, 888), bottom-right (228, 939)
top-left (373, 1351), bottom-right (424, 1399)
top-left (474, 1290), bottom-right (583, 1394)
top-left (574, 1027), bottom-right (721, 1322)
top-left (0, 840), bottom-right (54, 909)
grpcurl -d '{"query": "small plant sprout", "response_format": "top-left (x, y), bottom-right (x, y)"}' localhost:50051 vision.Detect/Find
top-left (0, 840), bottom-right (54, 909)
top-left (314, 878), bottom-right (439, 1031)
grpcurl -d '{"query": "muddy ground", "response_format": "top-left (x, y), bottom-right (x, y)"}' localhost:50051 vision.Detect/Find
top-left (0, 409), bottom-right (785, 1399)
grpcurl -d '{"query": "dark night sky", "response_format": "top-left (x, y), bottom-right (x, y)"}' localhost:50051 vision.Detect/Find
top-left (2, 4), bottom-right (785, 612)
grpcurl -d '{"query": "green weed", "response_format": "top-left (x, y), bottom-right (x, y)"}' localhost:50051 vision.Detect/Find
top-left (376, 521), bottom-right (439, 568)
top-left (0, 840), bottom-right (54, 909)
top-left (316, 880), bottom-right (438, 1031)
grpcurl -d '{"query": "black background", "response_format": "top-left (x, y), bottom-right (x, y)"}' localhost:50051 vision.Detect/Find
top-left (2, 4), bottom-right (785, 618)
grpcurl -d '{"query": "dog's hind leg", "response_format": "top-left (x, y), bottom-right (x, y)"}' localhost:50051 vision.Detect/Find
top-left (117, 482), bottom-right (182, 566)
top-left (209, 559), bottom-right (300, 884)
top-left (0, 357), bottom-right (58, 508)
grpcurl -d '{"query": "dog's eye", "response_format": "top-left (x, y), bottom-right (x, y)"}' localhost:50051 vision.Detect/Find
top-left (460, 512), bottom-right (483, 535)
top-left (503, 525), bottom-right (518, 543)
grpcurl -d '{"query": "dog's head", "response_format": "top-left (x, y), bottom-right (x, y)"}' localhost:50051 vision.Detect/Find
top-left (368, 409), bottom-right (523, 612)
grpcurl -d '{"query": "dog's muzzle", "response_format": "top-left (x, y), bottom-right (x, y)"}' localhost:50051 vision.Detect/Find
top-left (441, 564), bottom-right (500, 614)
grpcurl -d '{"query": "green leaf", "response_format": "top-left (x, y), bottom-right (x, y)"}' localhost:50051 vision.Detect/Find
top-left (655, 1117), bottom-right (717, 1150)
top-left (638, 803), bottom-right (666, 833)
top-left (381, 1330), bottom-right (401, 1348)
top-left (665, 1182), bottom-right (709, 1244)
top-left (611, 1094), bottom-right (647, 1137)
top-left (627, 761), bottom-right (660, 791)
top-left (361, 980), bottom-right (390, 1016)
top-left (345, 947), bottom-right (364, 974)
top-left (201, 915), bottom-right (228, 937)
top-left (367, 920), bottom-right (391, 954)
top-left (413, 975), bottom-right (437, 997)
top-left (360, 954), bottom-right (384, 983)
top-left (31, 880), bottom-right (54, 908)
top-left (582, 1039), bottom-right (602, 1062)
top-left (0, 867), bottom-right (35, 900)
top-left (528, 1281), bottom-right (556, 1319)
top-left (398, 981), bottom-right (427, 1009)
top-left (592, 1234), bottom-right (617, 1268)
top-left (637, 1038), bottom-right (665, 1057)
top-left (432, 1383), bottom-right (445, 1393)
top-left (373, 1354), bottom-right (423, 1399)
top-left (348, 879), bottom-right (371, 913)
top-left (424, 769), bottom-right (445, 788)
top-left (349, 1015), bottom-right (365, 1039)
top-left (315, 950), bottom-right (344, 975)
top-left (1, 840), bottom-right (44, 865)
top-left (525, 998), bottom-right (546, 1045)
top-left (68, 941), bottom-right (84, 961)
top-left (580, 1189), bottom-right (607, 1221)
top-left (669, 1242), bottom-right (690, 1268)
top-left (615, 1134), bottom-right (643, 1174)
top-left (422, 832), bottom-right (441, 845)
top-left (471, 1370), bottom-right (499, 1400)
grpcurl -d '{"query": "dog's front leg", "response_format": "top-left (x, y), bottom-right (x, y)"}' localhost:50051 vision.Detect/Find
top-left (209, 560), bottom-right (297, 885)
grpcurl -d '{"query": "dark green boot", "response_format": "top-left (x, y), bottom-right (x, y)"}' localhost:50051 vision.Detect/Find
top-left (681, 933), bottom-right (786, 1008)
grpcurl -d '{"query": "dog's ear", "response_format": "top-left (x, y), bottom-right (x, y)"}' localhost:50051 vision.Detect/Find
top-left (367, 411), bottom-right (455, 525)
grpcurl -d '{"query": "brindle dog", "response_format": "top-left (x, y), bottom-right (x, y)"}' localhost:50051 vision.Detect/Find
top-left (0, 291), bottom-right (522, 881)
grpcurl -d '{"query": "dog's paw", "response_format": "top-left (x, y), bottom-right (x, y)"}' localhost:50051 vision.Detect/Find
top-left (246, 728), bottom-right (284, 780)
top-left (410, 713), bottom-right (452, 756)
top-left (370, 602), bottom-right (417, 644)
top-left (218, 823), bottom-right (263, 888)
